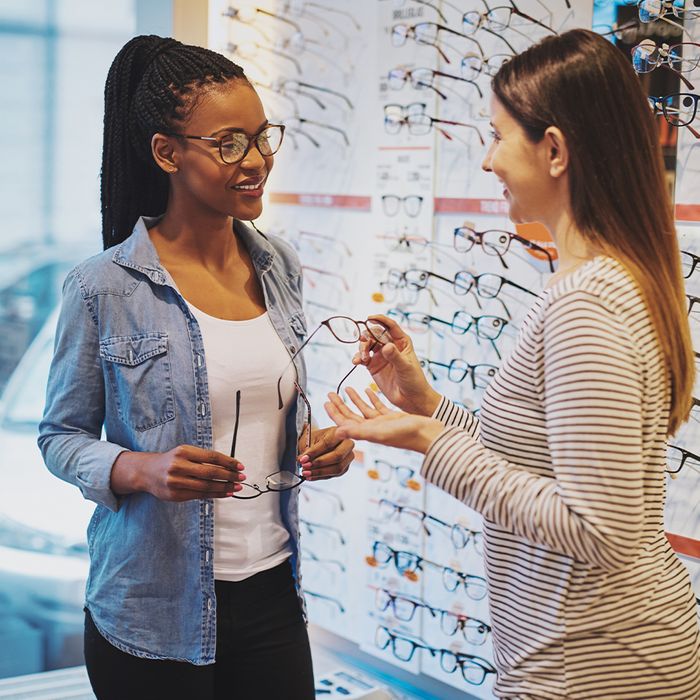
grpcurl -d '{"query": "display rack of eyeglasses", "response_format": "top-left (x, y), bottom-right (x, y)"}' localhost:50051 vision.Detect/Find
top-left (209, 0), bottom-right (700, 697)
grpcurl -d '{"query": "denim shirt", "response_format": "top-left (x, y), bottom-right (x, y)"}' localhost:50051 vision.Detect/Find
top-left (38, 216), bottom-right (308, 664)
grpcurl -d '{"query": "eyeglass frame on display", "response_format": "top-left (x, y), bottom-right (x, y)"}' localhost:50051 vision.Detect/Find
top-left (373, 587), bottom-right (492, 644)
top-left (648, 93), bottom-right (700, 138)
top-left (419, 356), bottom-right (498, 391)
top-left (369, 541), bottom-right (488, 599)
top-left (387, 66), bottom-right (484, 100)
top-left (453, 225), bottom-right (556, 273)
top-left (384, 109), bottom-right (486, 145)
top-left (391, 21), bottom-right (484, 64)
top-left (374, 625), bottom-right (497, 685)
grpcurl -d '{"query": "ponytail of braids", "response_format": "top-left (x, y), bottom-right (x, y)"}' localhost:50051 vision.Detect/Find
top-left (100, 35), bottom-right (246, 249)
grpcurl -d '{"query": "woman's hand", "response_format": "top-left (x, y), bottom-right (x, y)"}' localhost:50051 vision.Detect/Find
top-left (356, 314), bottom-right (441, 416)
top-left (111, 445), bottom-right (247, 501)
top-left (297, 426), bottom-right (355, 481)
top-left (324, 388), bottom-right (444, 454)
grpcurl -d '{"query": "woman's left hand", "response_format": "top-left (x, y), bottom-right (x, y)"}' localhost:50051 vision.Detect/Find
top-left (324, 387), bottom-right (445, 454)
top-left (297, 426), bottom-right (355, 481)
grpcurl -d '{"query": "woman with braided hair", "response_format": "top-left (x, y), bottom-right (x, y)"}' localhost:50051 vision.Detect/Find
top-left (38, 35), bottom-right (354, 699)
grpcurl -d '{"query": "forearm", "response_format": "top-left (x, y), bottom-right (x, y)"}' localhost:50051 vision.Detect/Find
top-left (38, 430), bottom-right (128, 512)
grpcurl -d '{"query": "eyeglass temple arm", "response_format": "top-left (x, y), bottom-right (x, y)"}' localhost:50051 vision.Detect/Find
top-left (276, 323), bottom-right (324, 409)
top-left (230, 389), bottom-right (241, 457)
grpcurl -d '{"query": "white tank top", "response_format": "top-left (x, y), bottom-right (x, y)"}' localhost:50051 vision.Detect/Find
top-left (187, 304), bottom-right (297, 581)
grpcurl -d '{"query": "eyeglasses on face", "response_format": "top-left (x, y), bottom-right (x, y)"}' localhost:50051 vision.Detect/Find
top-left (164, 123), bottom-right (285, 165)
top-left (453, 225), bottom-right (556, 273)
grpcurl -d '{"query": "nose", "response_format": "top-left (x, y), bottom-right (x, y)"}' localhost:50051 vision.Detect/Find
top-left (240, 141), bottom-right (269, 170)
top-left (481, 141), bottom-right (495, 173)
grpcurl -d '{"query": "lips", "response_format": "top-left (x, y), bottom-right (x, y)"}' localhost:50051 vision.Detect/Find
top-left (232, 175), bottom-right (266, 192)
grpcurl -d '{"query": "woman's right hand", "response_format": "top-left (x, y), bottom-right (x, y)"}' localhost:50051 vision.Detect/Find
top-left (111, 445), bottom-right (246, 501)
top-left (357, 314), bottom-right (441, 416)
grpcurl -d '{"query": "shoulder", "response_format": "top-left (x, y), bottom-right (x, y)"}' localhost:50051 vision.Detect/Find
top-left (544, 256), bottom-right (645, 321)
top-left (65, 249), bottom-right (120, 294)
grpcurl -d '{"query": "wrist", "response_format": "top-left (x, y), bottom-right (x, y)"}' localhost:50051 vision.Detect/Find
top-left (409, 388), bottom-right (442, 417)
top-left (415, 418), bottom-right (445, 454)
top-left (110, 451), bottom-right (147, 496)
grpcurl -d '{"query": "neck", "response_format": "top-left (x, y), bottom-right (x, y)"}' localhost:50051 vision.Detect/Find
top-left (151, 199), bottom-right (239, 269)
top-left (543, 206), bottom-right (596, 284)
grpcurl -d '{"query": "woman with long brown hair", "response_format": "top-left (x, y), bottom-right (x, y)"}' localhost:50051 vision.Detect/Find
top-left (326, 29), bottom-right (700, 698)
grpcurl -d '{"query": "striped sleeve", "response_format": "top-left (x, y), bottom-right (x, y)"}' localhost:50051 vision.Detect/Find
top-left (431, 395), bottom-right (479, 438)
top-left (422, 290), bottom-right (646, 571)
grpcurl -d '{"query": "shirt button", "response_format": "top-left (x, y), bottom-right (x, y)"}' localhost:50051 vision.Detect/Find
top-left (199, 402), bottom-right (207, 417)
top-left (207, 598), bottom-right (212, 611)
top-left (290, 346), bottom-right (296, 354)
top-left (205, 550), bottom-right (210, 563)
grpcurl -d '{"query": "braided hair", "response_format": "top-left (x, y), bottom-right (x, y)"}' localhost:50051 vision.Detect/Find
top-left (101, 35), bottom-right (247, 249)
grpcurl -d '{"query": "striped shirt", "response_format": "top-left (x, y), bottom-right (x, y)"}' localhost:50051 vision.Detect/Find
top-left (422, 256), bottom-right (700, 699)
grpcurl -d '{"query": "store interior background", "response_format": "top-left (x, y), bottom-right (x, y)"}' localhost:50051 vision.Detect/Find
top-left (0, 1), bottom-right (698, 698)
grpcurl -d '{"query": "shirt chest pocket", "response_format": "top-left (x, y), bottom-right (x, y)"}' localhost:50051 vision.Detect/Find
top-left (100, 333), bottom-right (175, 432)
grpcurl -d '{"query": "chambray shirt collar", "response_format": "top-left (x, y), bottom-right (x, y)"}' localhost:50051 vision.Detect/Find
top-left (112, 216), bottom-right (275, 284)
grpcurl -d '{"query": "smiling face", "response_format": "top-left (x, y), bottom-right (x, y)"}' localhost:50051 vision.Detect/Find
top-left (481, 95), bottom-right (561, 226)
top-left (163, 79), bottom-right (275, 221)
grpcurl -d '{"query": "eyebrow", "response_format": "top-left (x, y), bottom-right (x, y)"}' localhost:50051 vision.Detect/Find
top-left (211, 120), bottom-right (269, 137)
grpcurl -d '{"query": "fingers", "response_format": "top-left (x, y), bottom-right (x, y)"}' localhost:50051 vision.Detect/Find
top-left (365, 389), bottom-right (393, 415)
top-left (345, 387), bottom-right (381, 418)
top-left (175, 444), bottom-right (244, 472)
top-left (302, 437), bottom-right (354, 470)
top-left (326, 392), bottom-right (363, 422)
top-left (171, 475), bottom-right (244, 498)
top-left (301, 450), bottom-right (354, 481)
top-left (301, 427), bottom-right (341, 461)
top-left (367, 314), bottom-right (411, 345)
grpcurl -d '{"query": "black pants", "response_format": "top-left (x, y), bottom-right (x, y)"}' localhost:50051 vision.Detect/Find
top-left (84, 560), bottom-right (314, 700)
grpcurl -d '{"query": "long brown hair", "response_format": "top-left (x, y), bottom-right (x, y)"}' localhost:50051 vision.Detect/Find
top-left (493, 28), bottom-right (693, 436)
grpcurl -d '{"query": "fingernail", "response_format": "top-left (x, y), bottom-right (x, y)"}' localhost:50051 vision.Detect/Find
top-left (237, 464), bottom-right (246, 470)
top-left (302, 470), bottom-right (312, 478)
top-left (226, 491), bottom-right (234, 497)
top-left (233, 484), bottom-right (242, 492)
top-left (238, 474), bottom-right (246, 481)
top-left (299, 455), bottom-right (311, 464)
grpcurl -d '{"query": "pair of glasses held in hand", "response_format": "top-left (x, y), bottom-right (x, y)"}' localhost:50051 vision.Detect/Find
top-left (229, 317), bottom-right (390, 499)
